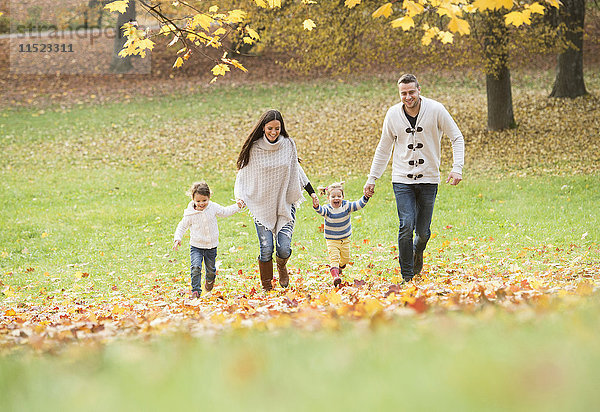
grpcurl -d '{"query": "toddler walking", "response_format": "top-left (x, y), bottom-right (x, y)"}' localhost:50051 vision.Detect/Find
top-left (173, 181), bottom-right (244, 298)
top-left (313, 182), bottom-right (370, 287)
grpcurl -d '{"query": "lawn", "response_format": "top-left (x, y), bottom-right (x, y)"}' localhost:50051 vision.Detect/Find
top-left (1, 73), bottom-right (599, 410)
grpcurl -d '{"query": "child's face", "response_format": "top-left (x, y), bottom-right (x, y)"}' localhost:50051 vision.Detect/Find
top-left (193, 193), bottom-right (210, 211)
top-left (328, 188), bottom-right (344, 208)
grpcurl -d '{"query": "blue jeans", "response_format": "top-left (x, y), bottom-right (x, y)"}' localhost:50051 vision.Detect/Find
top-left (393, 183), bottom-right (438, 279)
top-left (255, 206), bottom-right (296, 262)
top-left (190, 246), bottom-right (217, 292)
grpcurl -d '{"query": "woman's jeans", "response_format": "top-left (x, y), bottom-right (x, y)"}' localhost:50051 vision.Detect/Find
top-left (190, 246), bottom-right (217, 292)
top-left (255, 206), bottom-right (296, 262)
top-left (392, 183), bottom-right (438, 279)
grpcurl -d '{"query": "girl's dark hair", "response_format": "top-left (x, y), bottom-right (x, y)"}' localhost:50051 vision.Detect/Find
top-left (186, 181), bottom-right (211, 198)
top-left (236, 109), bottom-right (289, 169)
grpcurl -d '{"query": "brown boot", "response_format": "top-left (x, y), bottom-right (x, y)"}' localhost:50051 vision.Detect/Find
top-left (258, 259), bottom-right (274, 291)
top-left (276, 256), bottom-right (290, 288)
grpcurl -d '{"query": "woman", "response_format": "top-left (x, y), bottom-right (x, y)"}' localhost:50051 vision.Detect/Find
top-left (235, 109), bottom-right (318, 291)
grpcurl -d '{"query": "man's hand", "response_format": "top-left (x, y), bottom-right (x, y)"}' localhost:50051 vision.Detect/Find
top-left (364, 183), bottom-right (375, 198)
top-left (446, 172), bottom-right (462, 186)
top-left (173, 240), bottom-right (181, 250)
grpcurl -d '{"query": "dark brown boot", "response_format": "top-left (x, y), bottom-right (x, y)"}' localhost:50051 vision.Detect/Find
top-left (276, 256), bottom-right (290, 288)
top-left (258, 259), bottom-right (274, 291)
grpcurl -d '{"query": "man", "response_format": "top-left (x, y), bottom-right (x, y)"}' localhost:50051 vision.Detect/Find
top-left (364, 74), bottom-right (464, 282)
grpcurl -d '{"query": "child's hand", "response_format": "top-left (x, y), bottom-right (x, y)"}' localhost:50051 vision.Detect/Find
top-left (173, 240), bottom-right (181, 250)
top-left (311, 193), bottom-right (319, 208)
top-left (236, 198), bottom-right (246, 209)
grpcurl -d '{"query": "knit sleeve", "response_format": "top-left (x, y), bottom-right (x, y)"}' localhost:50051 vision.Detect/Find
top-left (439, 107), bottom-right (465, 175)
top-left (173, 216), bottom-right (191, 241)
top-left (213, 202), bottom-right (241, 218)
top-left (313, 204), bottom-right (328, 217)
top-left (348, 195), bottom-right (369, 212)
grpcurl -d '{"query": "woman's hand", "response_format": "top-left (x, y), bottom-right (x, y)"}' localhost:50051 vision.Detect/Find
top-left (311, 193), bottom-right (319, 208)
top-left (236, 198), bottom-right (246, 209)
top-left (173, 240), bottom-right (181, 250)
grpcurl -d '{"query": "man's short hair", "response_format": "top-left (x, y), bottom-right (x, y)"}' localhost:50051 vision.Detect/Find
top-left (398, 74), bottom-right (419, 88)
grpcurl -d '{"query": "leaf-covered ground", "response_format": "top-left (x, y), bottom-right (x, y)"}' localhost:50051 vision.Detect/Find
top-left (2, 241), bottom-right (599, 353)
top-left (1, 76), bottom-right (599, 354)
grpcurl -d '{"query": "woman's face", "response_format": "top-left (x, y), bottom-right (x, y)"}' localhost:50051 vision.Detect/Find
top-left (263, 120), bottom-right (281, 142)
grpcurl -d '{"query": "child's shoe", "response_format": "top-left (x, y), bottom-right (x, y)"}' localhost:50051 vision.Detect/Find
top-left (191, 290), bottom-right (201, 299)
top-left (205, 274), bottom-right (216, 292)
top-left (330, 267), bottom-right (341, 287)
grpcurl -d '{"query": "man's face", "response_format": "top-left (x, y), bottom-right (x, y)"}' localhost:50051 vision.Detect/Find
top-left (399, 82), bottom-right (421, 109)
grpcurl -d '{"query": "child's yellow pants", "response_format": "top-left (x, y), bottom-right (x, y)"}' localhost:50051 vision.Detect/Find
top-left (326, 238), bottom-right (350, 268)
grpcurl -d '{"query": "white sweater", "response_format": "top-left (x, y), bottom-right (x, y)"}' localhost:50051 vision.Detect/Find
top-left (235, 136), bottom-right (307, 234)
top-left (173, 201), bottom-right (240, 249)
top-left (367, 96), bottom-right (464, 185)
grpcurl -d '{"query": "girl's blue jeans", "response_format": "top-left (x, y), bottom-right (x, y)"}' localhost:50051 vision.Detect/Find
top-left (190, 246), bottom-right (217, 292)
top-left (392, 183), bottom-right (438, 279)
top-left (254, 206), bottom-right (296, 262)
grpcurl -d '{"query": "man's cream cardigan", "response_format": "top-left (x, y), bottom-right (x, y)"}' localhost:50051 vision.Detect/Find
top-left (367, 96), bottom-right (464, 185)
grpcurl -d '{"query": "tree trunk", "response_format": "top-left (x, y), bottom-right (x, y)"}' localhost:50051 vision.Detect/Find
top-left (482, 11), bottom-right (516, 131)
top-left (110, 0), bottom-right (136, 73)
top-left (486, 66), bottom-right (516, 131)
top-left (550, 0), bottom-right (587, 98)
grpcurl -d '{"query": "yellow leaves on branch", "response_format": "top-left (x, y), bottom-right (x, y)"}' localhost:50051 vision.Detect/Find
top-left (255, 0), bottom-right (282, 8)
top-left (118, 23), bottom-right (155, 59)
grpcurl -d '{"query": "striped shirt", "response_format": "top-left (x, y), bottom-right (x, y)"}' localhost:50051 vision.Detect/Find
top-left (314, 196), bottom-right (369, 240)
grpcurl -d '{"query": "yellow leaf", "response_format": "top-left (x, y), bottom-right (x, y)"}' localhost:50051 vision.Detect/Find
top-left (246, 27), bottom-right (260, 40)
top-left (138, 38), bottom-right (155, 51)
top-left (447, 17), bottom-right (470, 35)
top-left (228, 9), bottom-right (246, 23)
top-left (159, 24), bottom-right (177, 35)
top-left (41, 232), bottom-right (49, 238)
top-left (192, 13), bottom-right (214, 31)
top-left (372, 3), bottom-right (393, 18)
top-left (303, 19), bottom-right (316, 31)
top-left (345, 0), bottom-right (362, 8)
top-left (527, 2), bottom-right (546, 14)
top-left (364, 298), bottom-right (384, 316)
top-left (243, 36), bottom-right (255, 44)
top-left (208, 5), bottom-right (219, 13)
top-left (267, 0), bottom-right (282, 8)
top-left (504, 10), bottom-right (530, 27)
top-left (104, 0), bottom-right (129, 13)
top-left (391, 16), bottom-right (415, 31)
top-left (472, 0), bottom-right (498, 11)
top-left (211, 63), bottom-right (230, 76)
top-left (497, 0), bottom-right (514, 10)
top-left (437, 30), bottom-right (453, 44)
top-left (5, 308), bottom-right (16, 316)
top-left (173, 57), bottom-right (184, 68)
top-left (403, 0), bottom-right (424, 16)
top-left (254, 0), bottom-right (267, 7)
top-left (229, 59), bottom-right (248, 72)
top-left (545, 0), bottom-right (560, 8)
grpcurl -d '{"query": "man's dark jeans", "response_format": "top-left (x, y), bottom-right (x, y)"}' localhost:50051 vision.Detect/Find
top-left (392, 183), bottom-right (438, 280)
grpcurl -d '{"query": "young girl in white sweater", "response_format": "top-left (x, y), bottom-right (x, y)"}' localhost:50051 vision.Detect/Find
top-left (173, 181), bottom-right (244, 298)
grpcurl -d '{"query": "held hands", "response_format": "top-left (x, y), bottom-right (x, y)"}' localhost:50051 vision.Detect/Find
top-left (363, 183), bottom-right (375, 198)
top-left (446, 172), bottom-right (462, 186)
top-left (173, 239), bottom-right (181, 251)
top-left (311, 193), bottom-right (319, 208)
top-left (236, 198), bottom-right (246, 209)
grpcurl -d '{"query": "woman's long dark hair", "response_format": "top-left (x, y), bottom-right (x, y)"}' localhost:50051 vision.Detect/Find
top-left (236, 109), bottom-right (289, 170)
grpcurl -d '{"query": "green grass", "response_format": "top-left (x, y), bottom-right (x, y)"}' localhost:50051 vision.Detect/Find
top-left (1, 74), bottom-right (600, 410)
